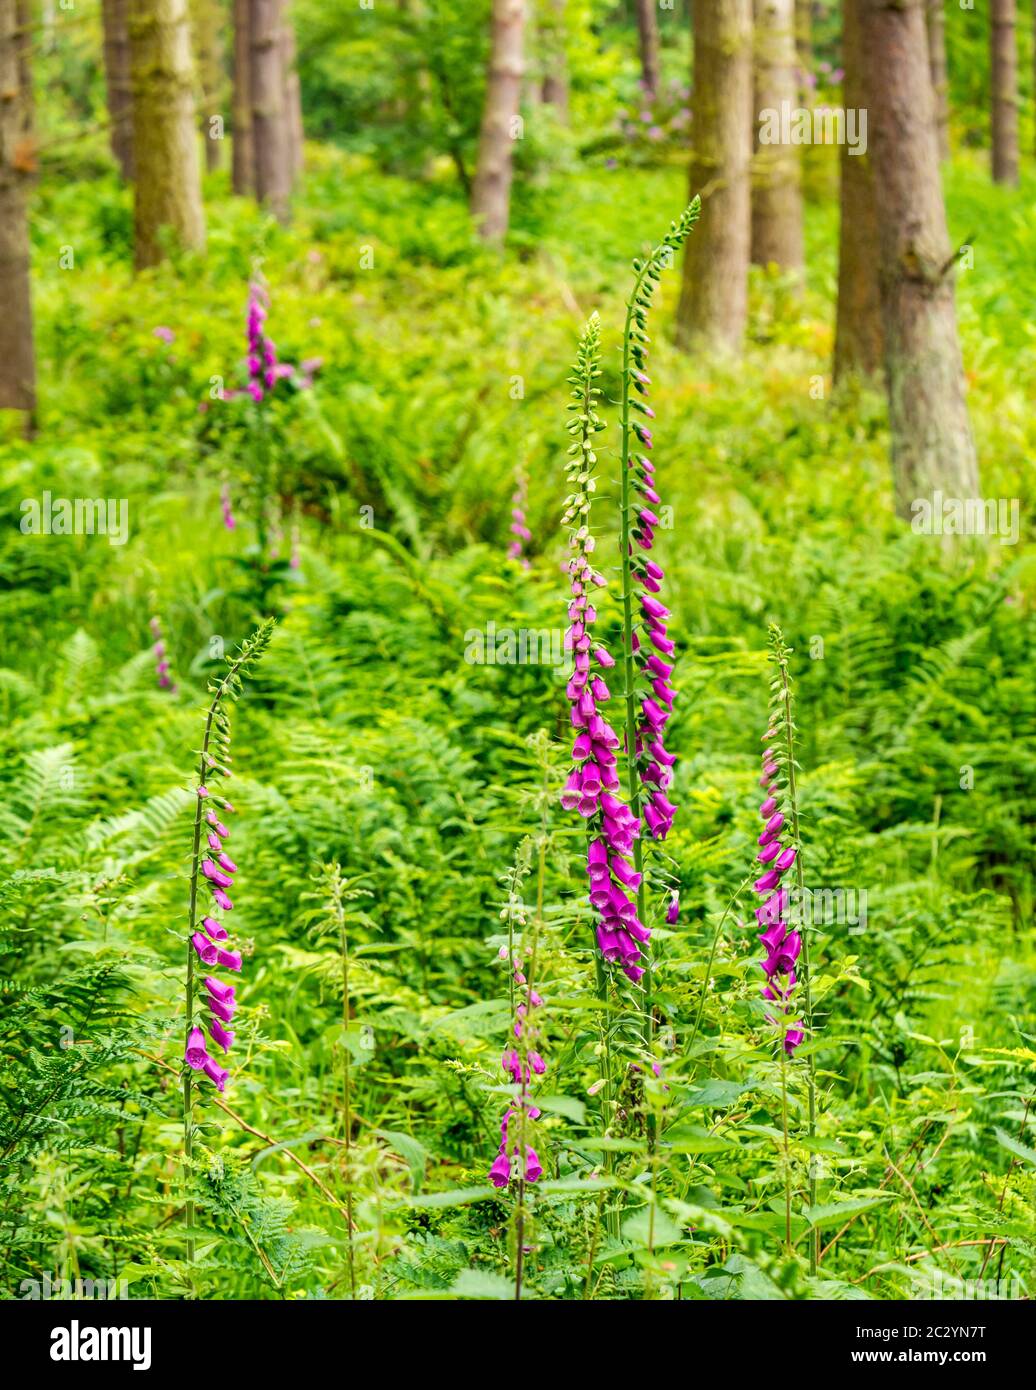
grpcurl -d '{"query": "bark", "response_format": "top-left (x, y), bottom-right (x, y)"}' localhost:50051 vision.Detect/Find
top-left (250, 0), bottom-right (291, 220)
top-left (675, 0), bottom-right (753, 353)
top-left (794, 0), bottom-right (811, 97)
top-left (101, 0), bottom-right (135, 179)
top-left (540, 0), bottom-right (568, 119)
top-left (925, 0), bottom-right (948, 160)
top-left (0, 0), bottom-right (35, 414)
top-left (232, 0), bottom-right (253, 193)
top-left (280, 15), bottom-right (303, 184)
top-left (860, 0), bottom-right (978, 516)
top-left (834, 0), bottom-right (883, 380)
top-left (751, 0), bottom-right (803, 272)
top-left (635, 0), bottom-right (660, 99)
top-left (991, 0), bottom-right (1018, 185)
top-left (471, 0), bottom-right (525, 243)
top-left (190, 0), bottom-right (224, 172)
top-left (128, 0), bottom-right (206, 268)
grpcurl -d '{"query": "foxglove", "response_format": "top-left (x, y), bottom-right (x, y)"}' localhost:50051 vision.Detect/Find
top-left (559, 314), bottom-right (648, 982)
top-left (149, 614), bottom-right (176, 692)
top-left (181, 622), bottom-right (274, 1098)
top-left (507, 465), bottom-right (532, 569)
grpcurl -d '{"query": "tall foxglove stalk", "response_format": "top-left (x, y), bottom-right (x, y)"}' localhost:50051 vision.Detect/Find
top-left (149, 614), bottom-right (176, 692)
top-left (559, 315), bottom-right (646, 984)
top-left (181, 620), bottom-right (274, 1265)
top-left (754, 623), bottom-right (820, 1274)
top-left (617, 199), bottom-right (700, 1032)
top-left (219, 269), bottom-right (320, 564)
top-left (508, 464), bottom-right (532, 569)
top-left (488, 756), bottom-right (552, 1301)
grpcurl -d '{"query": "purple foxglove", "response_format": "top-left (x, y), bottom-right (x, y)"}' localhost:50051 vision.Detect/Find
top-left (185, 1027), bottom-right (209, 1070)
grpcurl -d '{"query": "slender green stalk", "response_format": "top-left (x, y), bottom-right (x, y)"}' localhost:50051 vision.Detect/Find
top-left (780, 1045), bottom-right (792, 1254)
top-left (183, 697), bottom-right (220, 1269)
top-left (593, 953), bottom-right (618, 1238)
top-left (687, 874), bottom-right (754, 1068)
top-left (614, 200), bottom-right (700, 1050)
top-left (339, 892), bottom-right (356, 1300)
top-left (181, 622), bottom-right (274, 1272)
top-left (618, 262), bottom-right (653, 1046)
top-left (774, 632), bottom-right (819, 1275)
top-left (584, 1192), bottom-right (604, 1297)
top-left (513, 767), bottom-right (550, 1298)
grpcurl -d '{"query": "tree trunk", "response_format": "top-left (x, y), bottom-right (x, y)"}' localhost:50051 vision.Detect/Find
top-left (250, 0), bottom-right (291, 220)
top-left (635, 0), bottom-right (660, 99)
top-left (834, 0), bottom-right (883, 380)
top-left (861, 0), bottom-right (978, 516)
top-left (0, 0), bottom-right (35, 416)
top-left (794, 0), bottom-right (811, 98)
top-left (190, 0), bottom-right (224, 172)
top-left (101, 0), bottom-right (135, 179)
top-left (232, 0), bottom-right (253, 194)
top-left (128, 0), bottom-right (206, 269)
top-left (925, 0), bottom-right (948, 160)
top-left (675, 0), bottom-right (753, 353)
top-left (471, 0), bottom-right (525, 244)
top-left (540, 0), bottom-right (568, 119)
top-left (991, 0), bottom-right (1018, 185)
top-left (751, 0), bottom-right (803, 272)
top-left (280, 14), bottom-right (303, 183)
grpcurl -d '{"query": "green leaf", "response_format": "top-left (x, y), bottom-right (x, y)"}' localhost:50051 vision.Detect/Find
top-left (403, 1186), bottom-right (497, 1210)
top-left (665, 1126), bottom-right (740, 1154)
top-left (621, 1207), bottom-right (684, 1248)
top-left (449, 1269), bottom-right (514, 1300)
top-left (431, 998), bottom-right (511, 1039)
top-left (806, 1195), bottom-right (892, 1228)
top-left (994, 1127), bottom-right (1036, 1167)
top-left (375, 1128), bottom-right (429, 1193)
top-left (684, 1079), bottom-right (752, 1109)
top-left (533, 1094), bottom-right (586, 1123)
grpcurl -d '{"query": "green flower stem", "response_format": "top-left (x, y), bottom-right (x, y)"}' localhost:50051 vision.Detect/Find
top-left (777, 649), bottom-right (819, 1276)
top-left (618, 260), bottom-right (653, 1048)
top-left (182, 625), bottom-right (274, 1272)
top-left (183, 697), bottom-right (219, 1269)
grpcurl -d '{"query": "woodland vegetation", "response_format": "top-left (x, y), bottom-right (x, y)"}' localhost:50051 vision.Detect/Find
top-left (0, 0), bottom-right (1033, 1305)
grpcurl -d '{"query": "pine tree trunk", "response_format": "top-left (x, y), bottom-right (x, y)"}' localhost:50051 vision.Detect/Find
top-left (675, 0), bottom-right (753, 353)
top-left (635, 0), bottom-right (660, 99)
top-left (794, 0), bottom-right (811, 97)
top-left (925, 0), bottom-right (949, 160)
top-left (232, 0), bottom-right (253, 194)
top-left (861, 0), bottom-right (978, 516)
top-left (101, 0), bottom-right (135, 179)
top-left (751, 0), bottom-right (803, 272)
top-left (190, 0), bottom-right (224, 172)
top-left (0, 0), bottom-right (35, 416)
top-left (250, 0), bottom-right (291, 220)
top-left (834, 0), bottom-right (883, 380)
top-left (541, 0), bottom-right (568, 119)
top-left (471, 0), bottom-right (525, 243)
top-left (991, 0), bottom-right (1018, 185)
top-left (128, 0), bottom-right (206, 269)
top-left (280, 15), bottom-right (303, 183)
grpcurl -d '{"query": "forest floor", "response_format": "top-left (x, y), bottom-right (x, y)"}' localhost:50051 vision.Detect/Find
top-left (1, 146), bottom-right (1033, 1300)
